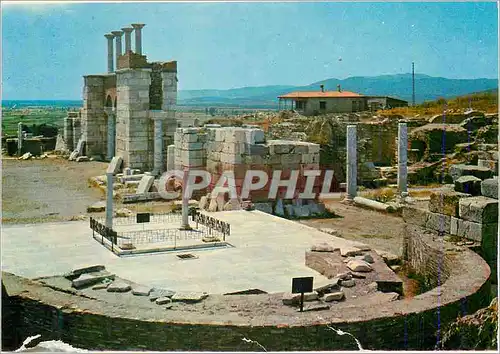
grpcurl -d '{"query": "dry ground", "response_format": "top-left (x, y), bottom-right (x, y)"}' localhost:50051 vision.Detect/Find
top-left (301, 201), bottom-right (405, 256)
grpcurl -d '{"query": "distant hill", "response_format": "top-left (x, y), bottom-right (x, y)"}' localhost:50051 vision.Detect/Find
top-left (178, 74), bottom-right (498, 108)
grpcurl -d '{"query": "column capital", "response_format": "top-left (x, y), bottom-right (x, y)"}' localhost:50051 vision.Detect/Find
top-left (131, 23), bottom-right (145, 30)
top-left (111, 30), bottom-right (123, 37)
top-left (121, 27), bottom-right (134, 33)
top-left (104, 33), bottom-right (115, 40)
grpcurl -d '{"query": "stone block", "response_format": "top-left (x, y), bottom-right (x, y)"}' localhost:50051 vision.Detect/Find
top-left (429, 190), bottom-right (471, 217)
top-left (449, 164), bottom-right (493, 181)
top-left (136, 175), bottom-right (155, 194)
top-left (171, 292), bottom-right (208, 303)
top-left (149, 288), bottom-right (176, 301)
top-left (453, 219), bottom-right (498, 242)
top-left (323, 291), bottom-right (345, 302)
top-left (454, 175), bottom-right (482, 196)
top-left (458, 196), bottom-right (498, 224)
top-left (401, 206), bottom-right (428, 227)
top-left (87, 201), bottom-right (106, 213)
top-left (478, 159), bottom-right (499, 172)
top-left (426, 211), bottom-right (451, 234)
top-left (254, 202), bottom-right (273, 214)
top-left (132, 286), bottom-right (152, 296)
top-left (108, 156), bottom-right (123, 175)
top-left (245, 129), bottom-right (265, 145)
top-left (293, 205), bottom-right (311, 218)
top-left (282, 293), bottom-right (301, 305)
top-left (106, 281), bottom-right (131, 293)
top-left (481, 178), bottom-right (498, 199)
top-left (346, 260), bottom-right (372, 272)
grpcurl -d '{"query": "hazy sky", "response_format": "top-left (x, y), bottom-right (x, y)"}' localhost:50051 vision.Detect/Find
top-left (2, 1), bottom-right (498, 99)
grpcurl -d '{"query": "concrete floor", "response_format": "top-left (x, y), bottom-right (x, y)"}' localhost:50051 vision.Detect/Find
top-left (2, 210), bottom-right (371, 294)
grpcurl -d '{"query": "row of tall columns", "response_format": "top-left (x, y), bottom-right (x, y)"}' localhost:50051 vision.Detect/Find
top-left (344, 122), bottom-right (408, 201)
top-left (105, 24), bottom-right (145, 73)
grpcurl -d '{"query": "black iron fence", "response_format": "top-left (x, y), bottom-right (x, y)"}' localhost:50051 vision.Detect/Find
top-left (192, 210), bottom-right (230, 240)
top-left (90, 217), bottom-right (119, 252)
top-left (91, 211), bottom-right (231, 251)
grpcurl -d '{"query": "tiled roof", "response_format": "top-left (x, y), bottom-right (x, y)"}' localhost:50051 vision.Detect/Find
top-left (278, 91), bottom-right (364, 99)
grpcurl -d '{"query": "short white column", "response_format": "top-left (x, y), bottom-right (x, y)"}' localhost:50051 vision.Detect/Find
top-left (106, 172), bottom-right (114, 228)
top-left (166, 145), bottom-right (175, 171)
top-left (398, 122), bottom-right (409, 197)
top-left (17, 122), bottom-right (23, 156)
top-left (104, 34), bottom-right (114, 73)
top-left (180, 168), bottom-right (192, 230)
top-left (131, 23), bottom-right (145, 55)
top-left (346, 125), bottom-right (357, 201)
top-left (152, 117), bottom-right (164, 176)
top-left (121, 27), bottom-right (133, 53)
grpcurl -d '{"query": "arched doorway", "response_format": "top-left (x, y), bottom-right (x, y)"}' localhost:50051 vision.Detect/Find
top-left (104, 95), bottom-right (116, 161)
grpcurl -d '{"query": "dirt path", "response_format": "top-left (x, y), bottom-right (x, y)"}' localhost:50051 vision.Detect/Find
top-left (2, 157), bottom-right (108, 223)
top-left (300, 201), bottom-right (405, 256)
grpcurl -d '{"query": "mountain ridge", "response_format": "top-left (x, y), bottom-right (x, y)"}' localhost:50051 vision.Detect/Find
top-left (178, 73), bottom-right (498, 107)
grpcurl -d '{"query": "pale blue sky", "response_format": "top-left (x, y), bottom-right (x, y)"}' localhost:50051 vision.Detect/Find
top-left (2, 1), bottom-right (498, 99)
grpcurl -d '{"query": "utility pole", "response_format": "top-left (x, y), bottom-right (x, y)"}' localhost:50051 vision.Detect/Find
top-left (412, 62), bottom-right (416, 107)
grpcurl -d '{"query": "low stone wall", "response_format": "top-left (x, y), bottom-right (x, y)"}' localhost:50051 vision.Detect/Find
top-left (2, 222), bottom-right (491, 351)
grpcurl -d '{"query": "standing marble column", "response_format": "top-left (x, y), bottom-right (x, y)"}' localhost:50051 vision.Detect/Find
top-left (398, 122), bottom-right (409, 197)
top-left (180, 168), bottom-right (192, 230)
top-left (152, 116), bottom-right (164, 176)
top-left (346, 125), bottom-right (357, 201)
top-left (106, 109), bottom-right (116, 161)
top-left (121, 27), bottom-right (134, 53)
top-left (104, 34), bottom-right (115, 73)
top-left (106, 171), bottom-right (114, 229)
top-left (112, 30), bottom-right (123, 66)
top-left (17, 122), bottom-right (23, 156)
top-left (166, 145), bottom-right (175, 171)
top-left (131, 23), bottom-right (145, 55)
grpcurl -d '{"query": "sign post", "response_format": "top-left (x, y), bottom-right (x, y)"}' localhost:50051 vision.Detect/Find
top-left (292, 277), bottom-right (314, 312)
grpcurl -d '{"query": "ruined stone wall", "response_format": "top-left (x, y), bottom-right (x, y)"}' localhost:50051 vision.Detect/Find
top-left (149, 63), bottom-right (163, 110)
top-left (2, 234), bottom-right (491, 352)
top-left (402, 187), bottom-right (498, 283)
top-left (81, 75), bottom-right (106, 156)
top-left (174, 126), bottom-right (325, 202)
top-left (115, 68), bottom-right (152, 171)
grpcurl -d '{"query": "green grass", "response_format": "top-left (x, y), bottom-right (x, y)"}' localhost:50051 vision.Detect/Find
top-left (2, 110), bottom-right (67, 136)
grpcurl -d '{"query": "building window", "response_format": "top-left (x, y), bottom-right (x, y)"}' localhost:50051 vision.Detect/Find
top-left (352, 100), bottom-right (358, 112)
top-left (319, 101), bottom-right (326, 110)
top-left (296, 101), bottom-right (304, 110)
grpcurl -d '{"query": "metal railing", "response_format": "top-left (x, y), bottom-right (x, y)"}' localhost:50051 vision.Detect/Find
top-left (192, 210), bottom-right (230, 240)
top-left (91, 211), bottom-right (231, 251)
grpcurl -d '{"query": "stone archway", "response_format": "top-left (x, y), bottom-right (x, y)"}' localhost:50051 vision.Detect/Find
top-left (104, 99), bottom-right (116, 161)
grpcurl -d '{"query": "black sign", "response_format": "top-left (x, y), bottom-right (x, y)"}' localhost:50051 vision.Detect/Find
top-left (136, 213), bottom-right (151, 223)
top-left (292, 277), bottom-right (314, 294)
